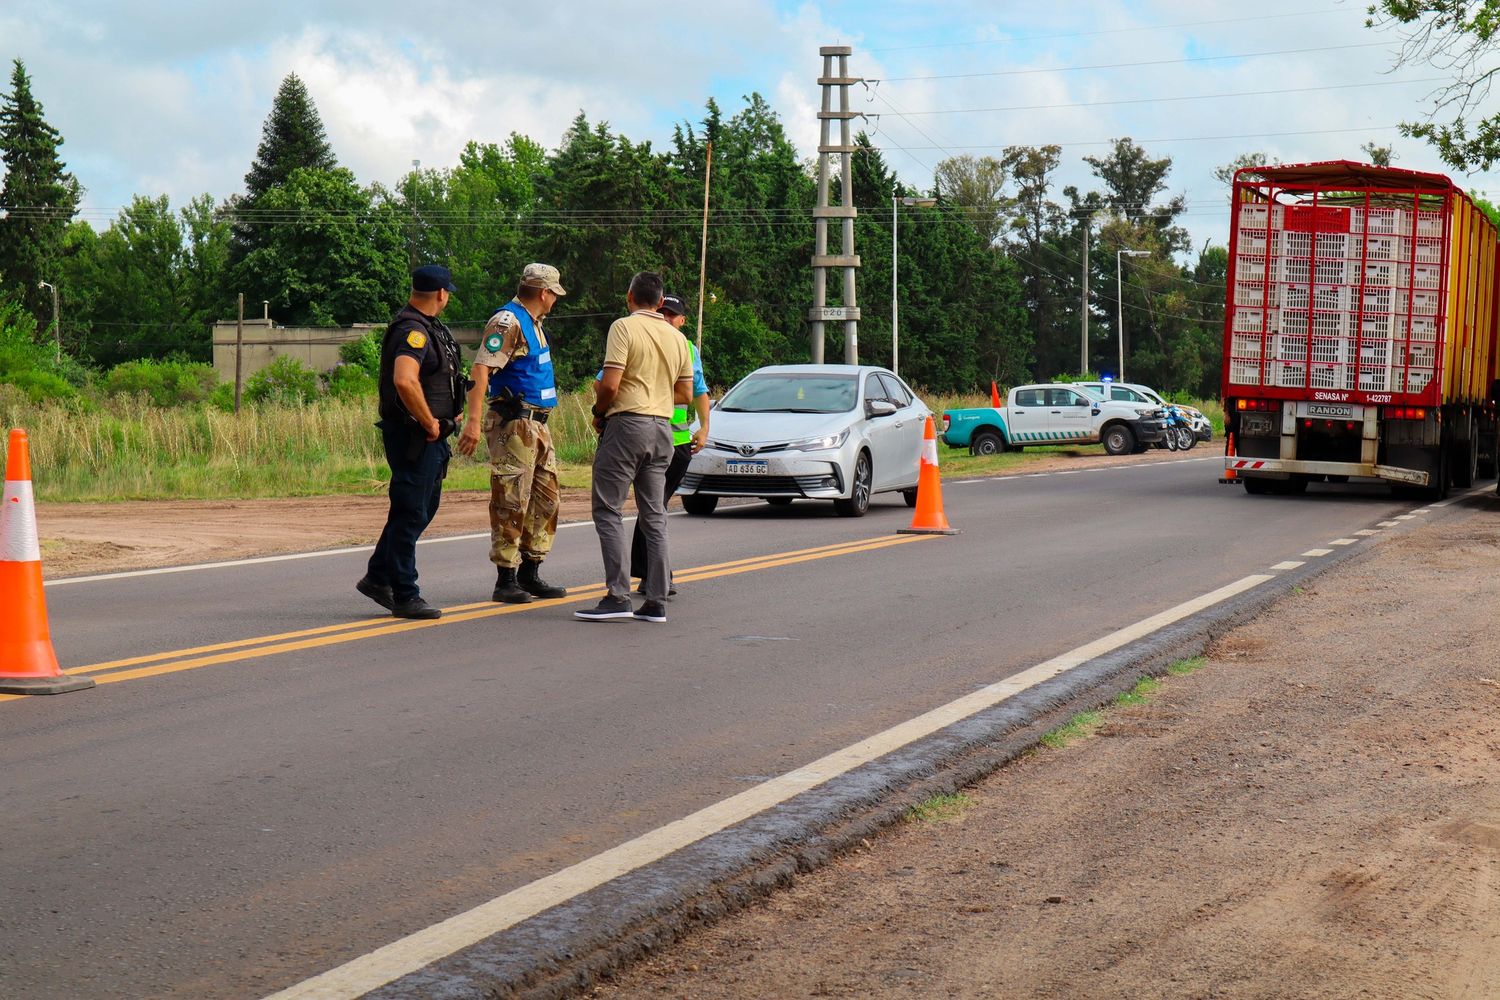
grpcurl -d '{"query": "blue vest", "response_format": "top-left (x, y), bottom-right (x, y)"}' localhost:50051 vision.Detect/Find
top-left (486, 301), bottom-right (557, 408)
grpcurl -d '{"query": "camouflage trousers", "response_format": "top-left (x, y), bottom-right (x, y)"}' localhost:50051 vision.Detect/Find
top-left (484, 412), bottom-right (560, 568)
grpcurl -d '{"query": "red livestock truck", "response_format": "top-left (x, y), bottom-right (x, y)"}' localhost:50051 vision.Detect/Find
top-left (1221, 161), bottom-right (1500, 499)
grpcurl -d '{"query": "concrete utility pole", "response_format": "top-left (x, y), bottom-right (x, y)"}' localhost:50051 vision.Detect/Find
top-left (37, 281), bottom-right (59, 362)
top-left (1079, 217), bottom-right (1090, 375)
top-left (808, 45), bottom-right (862, 364)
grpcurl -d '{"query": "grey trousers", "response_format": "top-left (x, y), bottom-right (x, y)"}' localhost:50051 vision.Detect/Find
top-left (591, 413), bottom-right (673, 601)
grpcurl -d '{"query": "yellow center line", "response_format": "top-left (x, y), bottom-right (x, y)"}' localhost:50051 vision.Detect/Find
top-left (0, 534), bottom-right (937, 702)
top-left (66, 536), bottom-right (898, 679)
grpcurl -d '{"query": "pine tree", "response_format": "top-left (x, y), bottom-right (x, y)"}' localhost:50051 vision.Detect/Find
top-left (0, 58), bottom-right (81, 327)
top-left (243, 74), bottom-right (337, 200)
top-left (229, 73), bottom-right (342, 318)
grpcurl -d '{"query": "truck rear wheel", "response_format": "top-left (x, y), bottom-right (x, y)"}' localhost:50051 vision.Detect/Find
top-left (969, 429), bottom-right (1004, 456)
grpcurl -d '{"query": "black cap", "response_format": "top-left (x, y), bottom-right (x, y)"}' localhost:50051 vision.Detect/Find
top-left (661, 292), bottom-right (687, 316)
top-left (412, 264), bottom-right (458, 293)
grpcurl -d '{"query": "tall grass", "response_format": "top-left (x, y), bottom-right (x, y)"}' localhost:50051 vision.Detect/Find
top-left (0, 391), bottom-right (603, 502)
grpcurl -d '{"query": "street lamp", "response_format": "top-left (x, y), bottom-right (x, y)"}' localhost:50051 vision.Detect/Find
top-left (1115, 249), bottom-right (1149, 381)
top-left (892, 194), bottom-right (937, 377)
top-left (36, 281), bottom-right (59, 362)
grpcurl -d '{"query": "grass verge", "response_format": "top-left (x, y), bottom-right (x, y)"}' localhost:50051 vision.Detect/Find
top-left (904, 792), bottom-right (973, 824)
top-left (1039, 656), bottom-right (1204, 749)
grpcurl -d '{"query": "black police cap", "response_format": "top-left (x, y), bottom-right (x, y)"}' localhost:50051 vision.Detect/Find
top-left (412, 264), bottom-right (458, 293)
top-left (661, 292), bottom-right (687, 315)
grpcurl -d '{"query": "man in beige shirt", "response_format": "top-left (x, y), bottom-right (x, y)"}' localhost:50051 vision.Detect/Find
top-left (576, 271), bottom-right (694, 623)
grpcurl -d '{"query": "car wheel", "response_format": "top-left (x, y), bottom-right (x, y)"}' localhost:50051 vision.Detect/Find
top-left (969, 429), bottom-right (1004, 456)
top-left (681, 494), bottom-right (718, 515)
top-left (902, 487), bottom-right (918, 508)
top-left (1102, 424), bottom-right (1136, 456)
top-left (834, 451), bottom-right (872, 517)
top-left (765, 497), bottom-right (794, 506)
top-left (1243, 477), bottom-right (1274, 495)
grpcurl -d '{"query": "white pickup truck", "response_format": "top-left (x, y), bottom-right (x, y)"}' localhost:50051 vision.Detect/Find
top-left (940, 383), bottom-right (1167, 456)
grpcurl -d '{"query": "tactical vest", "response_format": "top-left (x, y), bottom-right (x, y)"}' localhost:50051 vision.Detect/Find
top-left (378, 306), bottom-right (462, 424)
top-left (486, 301), bottom-right (557, 408)
top-left (671, 340), bottom-right (700, 446)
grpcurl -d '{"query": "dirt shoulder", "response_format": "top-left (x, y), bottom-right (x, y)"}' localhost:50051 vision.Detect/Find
top-left (34, 448), bottom-right (1194, 578)
top-left (590, 499), bottom-right (1500, 999)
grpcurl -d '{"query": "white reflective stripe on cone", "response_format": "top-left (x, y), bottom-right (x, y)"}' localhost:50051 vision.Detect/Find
top-left (922, 438), bottom-right (938, 467)
top-left (0, 479), bottom-right (41, 563)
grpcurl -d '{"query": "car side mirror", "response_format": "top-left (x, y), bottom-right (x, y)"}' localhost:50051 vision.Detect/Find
top-left (868, 399), bottom-right (898, 418)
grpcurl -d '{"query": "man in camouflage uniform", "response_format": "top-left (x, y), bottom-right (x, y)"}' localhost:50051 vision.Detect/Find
top-left (457, 263), bottom-right (569, 603)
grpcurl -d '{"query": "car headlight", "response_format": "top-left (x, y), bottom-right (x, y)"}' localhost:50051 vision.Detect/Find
top-left (786, 428), bottom-right (850, 452)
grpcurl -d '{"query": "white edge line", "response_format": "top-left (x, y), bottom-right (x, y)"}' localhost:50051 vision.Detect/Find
top-left (264, 572), bottom-right (1274, 1000)
top-left (1302, 548), bottom-right (1333, 557)
top-left (1270, 561), bottom-right (1305, 570)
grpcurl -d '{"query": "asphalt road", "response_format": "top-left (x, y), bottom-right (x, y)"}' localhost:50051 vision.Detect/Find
top-left (0, 455), bottom-right (1421, 998)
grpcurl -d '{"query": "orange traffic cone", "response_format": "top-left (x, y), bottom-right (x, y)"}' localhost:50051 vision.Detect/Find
top-left (0, 429), bottom-right (93, 695)
top-left (1219, 431), bottom-right (1239, 484)
top-left (990, 381), bottom-right (1002, 408)
top-left (899, 416), bottom-right (959, 535)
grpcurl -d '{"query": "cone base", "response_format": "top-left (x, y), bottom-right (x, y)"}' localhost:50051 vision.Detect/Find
top-left (0, 674), bottom-right (95, 695)
top-left (898, 526), bottom-right (960, 535)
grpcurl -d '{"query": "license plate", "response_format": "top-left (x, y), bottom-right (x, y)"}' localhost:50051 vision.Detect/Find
top-left (725, 460), bottom-right (768, 475)
top-left (1306, 403), bottom-right (1354, 419)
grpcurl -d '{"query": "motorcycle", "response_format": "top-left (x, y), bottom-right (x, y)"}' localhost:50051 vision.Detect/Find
top-left (1158, 404), bottom-right (1196, 452)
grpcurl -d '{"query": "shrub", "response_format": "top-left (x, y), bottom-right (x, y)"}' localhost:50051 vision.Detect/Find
top-left (102, 359), bottom-right (219, 407)
top-left (1, 368), bottom-right (75, 403)
top-left (338, 329), bottom-right (383, 378)
top-left (325, 362), bottom-right (377, 399)
top-left (245, 355), bottom-right (320, 406)
top-left (208, 382), bottom-right (236, 412)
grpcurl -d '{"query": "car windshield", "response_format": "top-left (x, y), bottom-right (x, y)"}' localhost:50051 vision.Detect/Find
top-left (717, 374), bottom-right (858, 413)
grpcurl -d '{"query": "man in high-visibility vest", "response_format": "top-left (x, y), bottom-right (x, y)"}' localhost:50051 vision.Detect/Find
top-left (630, 292), bottom-right (709, 597)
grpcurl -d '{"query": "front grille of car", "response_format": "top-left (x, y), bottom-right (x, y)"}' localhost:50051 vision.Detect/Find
top-left (682, 473), bottom-right (835, 495)
top-left (708, 442), bottom-right (794, 456)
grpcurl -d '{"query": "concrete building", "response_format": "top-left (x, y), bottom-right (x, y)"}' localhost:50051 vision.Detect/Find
top-left (211, 321), bottom-right (483, 387)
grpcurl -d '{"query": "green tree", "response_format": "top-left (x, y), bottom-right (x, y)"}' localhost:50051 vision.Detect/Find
top-left (60, 194), bottom-right (231, 366)
top-left (243, 74), bottom-right (337, 201)
top-left (1368, 1), bottom-right (1500, 169)
top-left (234, 168), bottom-right (406, 326)
top-left (0, 59), bottom-right (81, 329)
top-left (1082, 138), bottom-right (1188, 253)
top-left (934, 154), bottom-right (1010, 246)
top-left (397, 135), bottom-right (549, 325)
top-left (229, 73), bottom-right (341, 309)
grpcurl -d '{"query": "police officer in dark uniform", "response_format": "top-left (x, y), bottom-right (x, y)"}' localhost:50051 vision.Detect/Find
top-left (356, 264), bottom-right (465, 620)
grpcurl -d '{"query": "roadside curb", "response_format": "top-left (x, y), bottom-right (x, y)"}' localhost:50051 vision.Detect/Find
top-left (363, 499), bottom-right (1450, 1000)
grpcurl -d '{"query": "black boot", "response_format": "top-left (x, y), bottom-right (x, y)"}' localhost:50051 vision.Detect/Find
top-left (492, 565), bottom-right (533, 604)
top-left (517, 559), bottom-right (567, 599)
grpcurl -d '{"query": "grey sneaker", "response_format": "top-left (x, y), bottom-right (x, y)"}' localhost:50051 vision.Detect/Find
top-left (633, 600), bottom-right (667, 624)
top-left (574, 595), bottom-right (635, 621)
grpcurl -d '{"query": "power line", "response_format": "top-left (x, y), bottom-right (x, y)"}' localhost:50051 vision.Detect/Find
top-left (878, 41), bottom-right (1395, 83)
top-left (865, 7), bottom-right (1355, 53)
top-left (893, 78), bottom-right (1445, 117)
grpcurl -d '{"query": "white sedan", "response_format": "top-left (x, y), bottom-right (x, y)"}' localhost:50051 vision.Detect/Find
top-left (678, 364), bottom-right (931, 517)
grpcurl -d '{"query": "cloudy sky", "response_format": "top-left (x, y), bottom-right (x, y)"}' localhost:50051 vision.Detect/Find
top-left (1, 0), bottom-right (1492, 253)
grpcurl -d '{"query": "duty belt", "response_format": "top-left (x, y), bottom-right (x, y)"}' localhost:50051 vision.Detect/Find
top-left (513, 404), bottom-right (550, 424)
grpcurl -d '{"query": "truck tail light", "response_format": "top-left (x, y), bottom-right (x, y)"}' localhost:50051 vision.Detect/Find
top-left (941, 413), bottom-right (951, 431)
top-left (1386, 406), bottom-right (1428, 421)
top-left (1235, 398), bottom-right (1277, 412)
